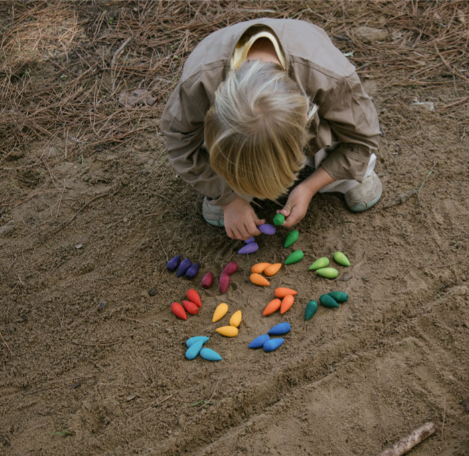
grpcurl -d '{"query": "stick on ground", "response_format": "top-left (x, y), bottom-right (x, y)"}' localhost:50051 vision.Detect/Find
top-left (377, 422), bottom-right (436, 456)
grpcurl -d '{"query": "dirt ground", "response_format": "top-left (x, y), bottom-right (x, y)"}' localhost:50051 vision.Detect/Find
top-left (1, 1), bottom-right (468, 455)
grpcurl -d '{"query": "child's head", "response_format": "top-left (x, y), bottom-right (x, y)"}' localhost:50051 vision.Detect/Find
top-left (205, 59), bottom-right (317, 201)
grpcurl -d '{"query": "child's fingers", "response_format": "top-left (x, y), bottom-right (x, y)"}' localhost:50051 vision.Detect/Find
top-left (283, 206), bottom-right (302, 228)
top-left (254, 218), bottom-right (266, 226)
top-left (278, 205), bottom-right (292, 217)
top-left (247, 220), bottom-right (261, 237)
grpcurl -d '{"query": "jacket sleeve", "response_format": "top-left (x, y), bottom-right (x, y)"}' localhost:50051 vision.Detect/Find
top-left (318, 72), bottom-right (381, 183)
top-left (160, 82), bottom-right (237, 207)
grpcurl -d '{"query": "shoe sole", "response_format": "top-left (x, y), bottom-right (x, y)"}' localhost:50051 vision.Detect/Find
top-left (348, 192), bottom-right (382, 212)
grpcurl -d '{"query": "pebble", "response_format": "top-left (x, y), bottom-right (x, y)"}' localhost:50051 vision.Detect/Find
top-left (248, 334), bottom-right (270, 349)
top-left (263, 338), bottom-right (284, 352)
top-left (268, 322), bottom-right (291, 336)
top-left (200, 348), bottom-right (222, 361)
top-left (273, 213), bottom-right (285, 226)
top-left (284, 250), bottom-right (304, 265)
top-left (258, 224), bottom-right (276, 235)
top-left (305, 300), bottom-right (318, 320)
top-left (238, 243), bottom-right (259, 255)
top-left (284, 230), bottom-right (299, 248)
top-left (319, 294), bottom-right (339, 308)
top-left (309, 257), bottom-right (329, 270)
top-left (148, 288), bottom-right (157, 297)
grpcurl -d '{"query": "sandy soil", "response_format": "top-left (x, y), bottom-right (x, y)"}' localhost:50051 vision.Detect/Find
top-left (1, 2), bottom-right (468, 455)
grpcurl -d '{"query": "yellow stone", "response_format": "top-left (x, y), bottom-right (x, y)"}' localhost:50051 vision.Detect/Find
top-left (229, 310), bottom-right (242, 328)
top-left (212, 303), bottom-right (229, 323)
top-left (216, 326), bottom-right (239, 337)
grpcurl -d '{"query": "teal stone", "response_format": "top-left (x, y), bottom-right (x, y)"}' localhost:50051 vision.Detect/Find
top-left (305, 300), bottom-right (318, 320)
top-left (328, 291), bottom-right (348, 303)
top-left (186, 336), bottom-right (209, 348)
top-left (200, 348), bottom-right (222, 361)
top-left (185, 340), bottom-right (204, 360)
top-left (319, 294), bottom-right (339, 308)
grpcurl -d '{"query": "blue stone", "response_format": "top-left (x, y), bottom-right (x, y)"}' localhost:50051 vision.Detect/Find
top-left (185, 340), bottom-right (204, 360)
top-left (263, 338), bottom-right (284, 352)
top-left (268, 322), bottom-right (291, 336)
top-left (248, 334), bottom-right (270, 349)
top-left (186, 336), bottom-right (209, 348)
top-left (200, 348), bottom-right (222, 361)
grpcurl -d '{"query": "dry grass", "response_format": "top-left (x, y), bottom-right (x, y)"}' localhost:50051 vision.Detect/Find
top-left (0, 0), bottom-right (467, 164)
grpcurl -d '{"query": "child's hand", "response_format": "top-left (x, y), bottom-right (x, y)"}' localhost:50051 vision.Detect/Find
top-left (277, 182), bottom-right (315, 228)
top-left (222, 197), bottom-right (265, 240)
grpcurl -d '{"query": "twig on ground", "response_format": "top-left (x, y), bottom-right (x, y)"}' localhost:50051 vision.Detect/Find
top-left (134, 394), bottom-right (173, 417)
top-left (0, 330), bottom-right (14, 356)
top-left (376, 422), bottom-right (436, 456)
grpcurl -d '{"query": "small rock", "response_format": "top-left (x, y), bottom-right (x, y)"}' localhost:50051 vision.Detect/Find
top-left (410, 101), bottom-right (435, 112)
top-left (148, 287), bottom-right (157, 296)
top-left (75, 244), bottom-right (84, 249)
top-left (119, 89), bottom-right (156, 108)
top-left (0, 221), bottom-right (15, 236)
top-left (98, 300), bottom-right (106, 311)
top-left (354, 27), bottom-right (388, 43)
top-left (456, 9), bottom-right (465, 24)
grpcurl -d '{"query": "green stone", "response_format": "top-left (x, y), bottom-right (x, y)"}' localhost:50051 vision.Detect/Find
top-left (333, 251), bottom-right (350, 267)
top-left (284, 250), bottom-right (304, 265)
top-left (309, 257), bottom-right (329, 270)
top-left (273, 213), bottom-right (285, 226)
top-left (328, 291), bottom-right (348, 303)
top-left (316, 268), bottom-right (339, 279)
top-left (284, 230), bottom-right (299, 248)
top-left (305, 300), bottom-right (318, 321)
top-left (319, 294), bottom-right (339, 308)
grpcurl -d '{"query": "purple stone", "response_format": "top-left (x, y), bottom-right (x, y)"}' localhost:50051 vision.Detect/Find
top-left (185, 262), bottom-right (200, 279)
top-left (238, 242), bottom-right (259, 255)
top-left (258, 224), bottom-right (276, 235)
top-left (245, 237), bottom-right (255, 244)
top-left (176, 258), bottom-right (191, 277)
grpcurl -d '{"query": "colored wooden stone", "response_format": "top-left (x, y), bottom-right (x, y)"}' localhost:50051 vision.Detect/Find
top-left (258, 223), bottom-right (276, 235)
top-left (216, 326), bottom-right (239, 337)
top-left (201, 272), bottom-right (213, 289)
top-left (250, 273), bottom-right (270, 286)
top-left (284, 230), bottom-right (299, 248)
top-left (177, 258), bottom-right (192, 277)
top-left (185, 262), bottom-right (200, 279)
top-left (316, 268), bottom-right (339, 279)
top-left (328, 291), bottom-right (349, 303)
top-left (263, 298), bottom-right (282, 316)
top-left (200, 348), bottom-right (222, 361)
top-left (222, 261), bottom-right (238, 276)
top-left (333, 251), bottom-right (351, 267)
top-left (263, 338), bottom-right (284, 352)
top-left (229, 310), bottom-right (242, 328)
top-left (212, 303), bottom-right (228, 322)
top-left (309, 257), bottom-right (329, 270)
top-left (268, 322), bottom-right (291, 336)
top-left (166, 255), bottom-right (181, 272)
top-left (171, 302), bottom-right (187, 320)
top-left (219, 273), bottom-right (230, 294)
top-left (249, 334), bottom-right (270, 349)
top-left (252, 262), bottom-right (271, 274)
top-left (285, 250), bottom-right (304, 265)
top-left (264, 263), bottom-right (282, 277)
top-left (186, 336), bottom-right (209, 348)
top-left (245, 237), bottom-right (255, 244)
top-left (187, 289), bottom-right (202, 307)
top-left (305, 300), bottom-right (318, 321)
top-left (319, 294), bottom-right (339, 308)
top-left (275, 287), bottom-right (298, 298)
top-left (273, 213), bottom-right (285, 226)
top-left (182, 300), bottom-right (199, 315)
top-left (280, 295), bottom-right (295, 314)
top-left (238, 243), bottom-right (259, 254)
top-left (185, 340), bottom-right (204, 360)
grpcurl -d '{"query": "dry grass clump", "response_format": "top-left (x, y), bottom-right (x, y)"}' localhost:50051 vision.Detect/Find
top-left (0, 0), bottom-right (467, 162)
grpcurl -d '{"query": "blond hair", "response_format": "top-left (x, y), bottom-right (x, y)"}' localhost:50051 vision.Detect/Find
top-left (205, 60), bottom-right (318, 201)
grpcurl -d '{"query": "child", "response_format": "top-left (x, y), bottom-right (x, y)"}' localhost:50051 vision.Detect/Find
top-left (161, 18), bottom-right (382, 240)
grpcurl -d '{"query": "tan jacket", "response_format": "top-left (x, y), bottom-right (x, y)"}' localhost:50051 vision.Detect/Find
top-left (161, 18), bottom-right (381, 206)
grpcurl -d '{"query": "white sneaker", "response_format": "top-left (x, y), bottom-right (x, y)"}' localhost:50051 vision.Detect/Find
top-left (344, 171), bottom-right (382, 212)
top-left (202, 197), bottom-right (224, 227)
